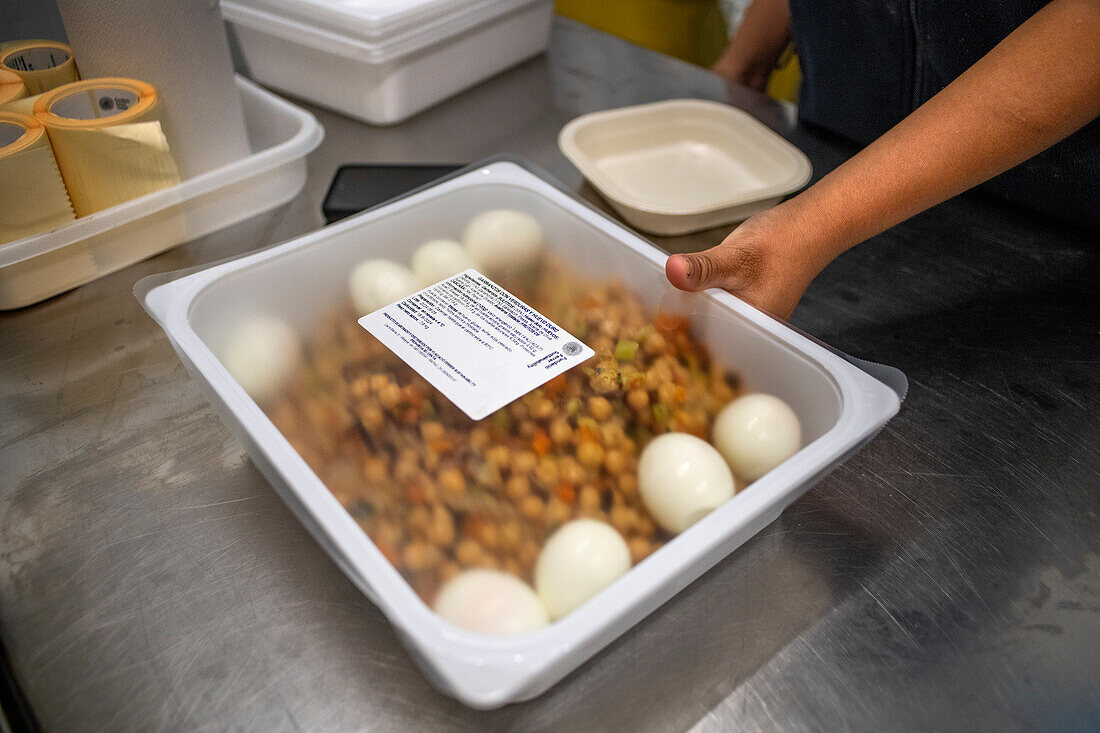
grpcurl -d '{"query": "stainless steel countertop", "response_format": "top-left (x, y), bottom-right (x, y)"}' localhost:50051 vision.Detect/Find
top-left (2, 18), bottom-right (1098, 732)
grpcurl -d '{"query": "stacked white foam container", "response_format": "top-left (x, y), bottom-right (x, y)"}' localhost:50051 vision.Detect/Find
top-left (222, 0), bottom-right (556, 125)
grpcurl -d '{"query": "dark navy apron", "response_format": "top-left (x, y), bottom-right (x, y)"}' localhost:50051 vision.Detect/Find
top-left (789, 0), bottom-right (1099, 229)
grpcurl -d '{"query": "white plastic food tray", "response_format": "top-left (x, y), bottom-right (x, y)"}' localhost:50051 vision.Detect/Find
top-left (0, 76), bottom-right (323, 310)
top-left (559, 99), bottom-right (813, 236)
top-left (139, 158), bottom-right (903, 709)
top-left (223, 0), bottom-right (555, 125)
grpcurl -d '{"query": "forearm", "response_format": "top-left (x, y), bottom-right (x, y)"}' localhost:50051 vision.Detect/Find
top-left (778, 0), bottom-right (1100, 270)
top-left (669, 0), bottom-right (1100, 317)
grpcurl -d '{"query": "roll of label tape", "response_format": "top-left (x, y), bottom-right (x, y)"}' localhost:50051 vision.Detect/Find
top-left (0, 68), bottom-right (27, 106)
top-left (1, 92), bottom-right (43, 116)
top-left (0, 111), bottom-right (76, 244)
top-left (0, 40), bottom-right (80, 96)
top-left (34, 78), bottom-right (182, 217)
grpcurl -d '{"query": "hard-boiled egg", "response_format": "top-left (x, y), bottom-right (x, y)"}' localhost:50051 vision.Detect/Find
top-left (348, 259), bottom-right (420, 316)
top-left (433, 569), bottom-right (549, 635)
top-left (222, 316), bottom-right (301, 404)
top-left (713, 394), bottom-right (801, 482)
top-left (411, 239), bottom-right (477, 287)
top-left (463, 209), bottom-right (543, 275)
top-left (535, 519), bottom-right (631, 620)
top-left (638, 432), bottom-right (735, 533)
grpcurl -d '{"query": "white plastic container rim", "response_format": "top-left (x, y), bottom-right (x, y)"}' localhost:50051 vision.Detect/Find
top-left (559, 98), bottom-right (813, 216)
top-left (235, 0), bottom-right (490, 39)
top-left (138, 157), bottom-right (905, 709)
top-left (0, 76), bottom-right (324, 270)
top-left (221, 0), bottom-right (547, 64)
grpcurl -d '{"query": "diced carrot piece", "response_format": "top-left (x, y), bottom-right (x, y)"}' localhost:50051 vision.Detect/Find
top-left (430, 437), bottom-right (455, 454)
top-left (543, 374), bottom-right (567, 400)
top-left (375, 539), bottom-right (400, 565)
top-left (655, 312), bottom-right (689, 335)
top-left (531, 429), bottom-right (552, 456)
top-left (462, 515), bottom-right (481, 537)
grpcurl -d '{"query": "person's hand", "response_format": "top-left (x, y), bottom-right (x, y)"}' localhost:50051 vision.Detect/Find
top-left (711, 53), bottom-right (772, 92)
top-left (711, 0), bottom-right (792, 91)
top-left (664, 207), bottom-right (821, 320)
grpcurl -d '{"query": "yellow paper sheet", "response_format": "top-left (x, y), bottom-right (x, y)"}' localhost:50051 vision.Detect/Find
top-left (0, 111), bottom-right (76, 244)
top-left (35, 78), bottom-right (181, 217)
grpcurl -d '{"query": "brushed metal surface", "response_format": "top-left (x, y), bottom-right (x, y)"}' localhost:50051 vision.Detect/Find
top-left (2, 18), bottom-right (1097, 732)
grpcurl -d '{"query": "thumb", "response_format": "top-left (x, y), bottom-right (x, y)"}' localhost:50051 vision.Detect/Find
top-left (665, 242), bottom-right (764, 293)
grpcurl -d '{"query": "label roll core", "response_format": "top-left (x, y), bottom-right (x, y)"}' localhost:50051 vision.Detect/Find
top-left (0, 40), bottom-right (80, 96)
top-left (0, 111), bottom-right (76, 244)
top-left (0, 68), bottom-right (27, 106)
top-left (34, 77), bottom-right (182, 217)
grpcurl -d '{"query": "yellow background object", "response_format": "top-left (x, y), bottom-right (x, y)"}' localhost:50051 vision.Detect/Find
top-left (0, 68), bottom-right (27, 106)
top-left (556, 0), bottom-right (729, 67)
top-left (0, 111), bottom-right (76, 244)
top-left (0, 40), bottom-right (80, 95)
top-left (554, 3), bottom-right (799, 102)
top-left (766, 46), bottom-right (801, 104)
top-left (35, 78), bottom-right (182, 217)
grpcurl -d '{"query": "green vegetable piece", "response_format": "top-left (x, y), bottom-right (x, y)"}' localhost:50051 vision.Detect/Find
top-left (492, 410), bottom-right (513, 433)
top-left (614, 339), bottom-right (639, 362)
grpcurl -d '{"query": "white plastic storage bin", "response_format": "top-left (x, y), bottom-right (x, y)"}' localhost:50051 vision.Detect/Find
top-left (139, 158), bottom-right (904, 709)
top-left (0, 76), bottom-right (323, 309)
top-left (222, 0), bottom-right (555, 125)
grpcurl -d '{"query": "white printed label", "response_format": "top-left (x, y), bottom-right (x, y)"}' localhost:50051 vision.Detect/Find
top-left (50, 88), bottom-right (139, 120)
top-left (3, 46), bottom-right (69, 72)
top-left (359, 269), bottom-right (595, 421)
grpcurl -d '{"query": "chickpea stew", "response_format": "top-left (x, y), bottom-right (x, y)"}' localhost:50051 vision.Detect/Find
top-left (265, 254), bottom-right (743, 606)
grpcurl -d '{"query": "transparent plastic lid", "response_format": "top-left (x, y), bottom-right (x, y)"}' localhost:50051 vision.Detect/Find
top-left (194, 177), bottom-right (823, 633)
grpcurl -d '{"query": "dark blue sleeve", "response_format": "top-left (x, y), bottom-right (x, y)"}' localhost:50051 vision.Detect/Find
top-left (788, 0), bottom-right (1099, 229)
